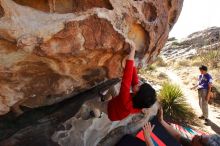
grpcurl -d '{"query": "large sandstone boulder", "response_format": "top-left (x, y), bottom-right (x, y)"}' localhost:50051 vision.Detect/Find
top-left (0, 0), bottom-right (183, 115)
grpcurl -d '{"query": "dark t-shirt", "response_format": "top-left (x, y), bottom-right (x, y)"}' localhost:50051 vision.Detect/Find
top-left (179, 137), bottom-right (191, 146)
top-left (198, 73), bottom-right (212, 90)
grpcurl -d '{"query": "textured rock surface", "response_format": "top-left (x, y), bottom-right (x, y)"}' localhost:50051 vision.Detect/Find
top-left (161, 27), bottom-right (220, 60)
top-left (52, 99), bottom-right (159, 146)
top-left (0, 79), bottom-right (116, 145)
top-left (0, 80), bottom-right (158, 146)
top-left (0, 0), bottom-right (183, 115)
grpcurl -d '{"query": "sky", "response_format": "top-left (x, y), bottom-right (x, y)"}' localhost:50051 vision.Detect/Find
top-left (169, 0), bottom-right (220, 39)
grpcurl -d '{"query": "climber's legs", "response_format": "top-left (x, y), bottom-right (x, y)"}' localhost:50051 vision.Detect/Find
top-left (99, 85), bottom-right (118, 102)
top-left (90, 101), bottom-right (108, 118)
top-left (76, 98), bottom-right (108, 120)
top-left (77, 86), bottom-right (119, 120)
top-left (90, 86), bottom-right (119, 118)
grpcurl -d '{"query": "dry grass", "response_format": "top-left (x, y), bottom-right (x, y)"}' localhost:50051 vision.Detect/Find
top-left (158, 72), bottom-right (167, 79)
top-left (139, 64), bottom-right (157, 73)
top-left (154, 56), bottom-right (167, 67)
top-left (190, 56), bottom-right (202, 66)
top-left (183, 80), bottom-right (190, 85)
top-left (139, 68), bottom-right (168, 86)
top-left (177, 59), bottom-right (191, 67)
top-left (198, 47), bottom-right (220, 69)
top-left (172, 59), bottom-right (190, 69)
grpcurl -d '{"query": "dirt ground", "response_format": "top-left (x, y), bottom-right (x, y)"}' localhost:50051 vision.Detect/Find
top-left (157, 66), bottom-right (220, 134)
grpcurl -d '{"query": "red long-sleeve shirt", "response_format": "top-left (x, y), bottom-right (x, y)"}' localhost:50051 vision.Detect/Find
top-left (108, 60), bottom-right (141, 121)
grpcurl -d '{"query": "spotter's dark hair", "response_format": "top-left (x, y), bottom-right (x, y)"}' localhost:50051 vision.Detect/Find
top-left (199, 65), bottom-right (208, 71)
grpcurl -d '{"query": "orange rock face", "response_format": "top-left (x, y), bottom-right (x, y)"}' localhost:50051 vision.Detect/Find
top-left (0, 0), bottom-right (183, 115)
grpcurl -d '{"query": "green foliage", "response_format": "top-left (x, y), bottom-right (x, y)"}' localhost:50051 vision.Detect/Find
top-left (172, 41), bottom-right (180, 46)
top-left (147, 64), bottom-right (156, 71)
top-left (159, 82), bottom-right (196, 122)
top-left (167, 37), bottom-right (177, 42)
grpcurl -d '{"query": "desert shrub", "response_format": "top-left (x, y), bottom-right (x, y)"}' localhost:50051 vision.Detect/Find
top-left (139, 68), bottom-right (148, 75)
top-left (147, 64), bottom-right (156, 71)
top-left (159, 82), bottom-right (196, 123)
top-left (177, 60), bottom-right (190, 67)
top-left (191, 59), bottom-right (202, 66)
top-left (188, 56), bottom-right (201, 66)
top-left (154, 56), bottom-right (167, 67)
top-left (158, 72), bottom-right (167, 79)
top-left (139, 65), bottom-right (156, 74)
top-left (172, 41), bottom-right (180, 46)
top-left (139, 64), bottom-right (156, 76)
top-left (198, 47), bottom-right (220, 68)
top-left (167, 37), bottom-right (177, 42)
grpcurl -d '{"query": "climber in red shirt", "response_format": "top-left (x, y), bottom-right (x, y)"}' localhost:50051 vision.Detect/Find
top-left (98, 43), bottom-right (157, 121)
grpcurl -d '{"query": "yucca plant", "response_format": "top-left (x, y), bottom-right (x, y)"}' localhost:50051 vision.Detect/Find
top-left (159, 82), bottom-right (196, 123)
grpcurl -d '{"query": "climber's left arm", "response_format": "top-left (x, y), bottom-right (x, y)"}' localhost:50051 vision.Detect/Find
top-left (117, 43), bottom-right (136, 106)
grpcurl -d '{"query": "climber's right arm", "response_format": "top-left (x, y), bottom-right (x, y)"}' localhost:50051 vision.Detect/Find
top-left (128, 42), bottom-right (136, 60)
top-left (118, 43), bottom-right (136, 106)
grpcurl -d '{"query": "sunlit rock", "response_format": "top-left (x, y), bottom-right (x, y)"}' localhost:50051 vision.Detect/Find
top-left (0, 0), bottom-right (183, 115)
